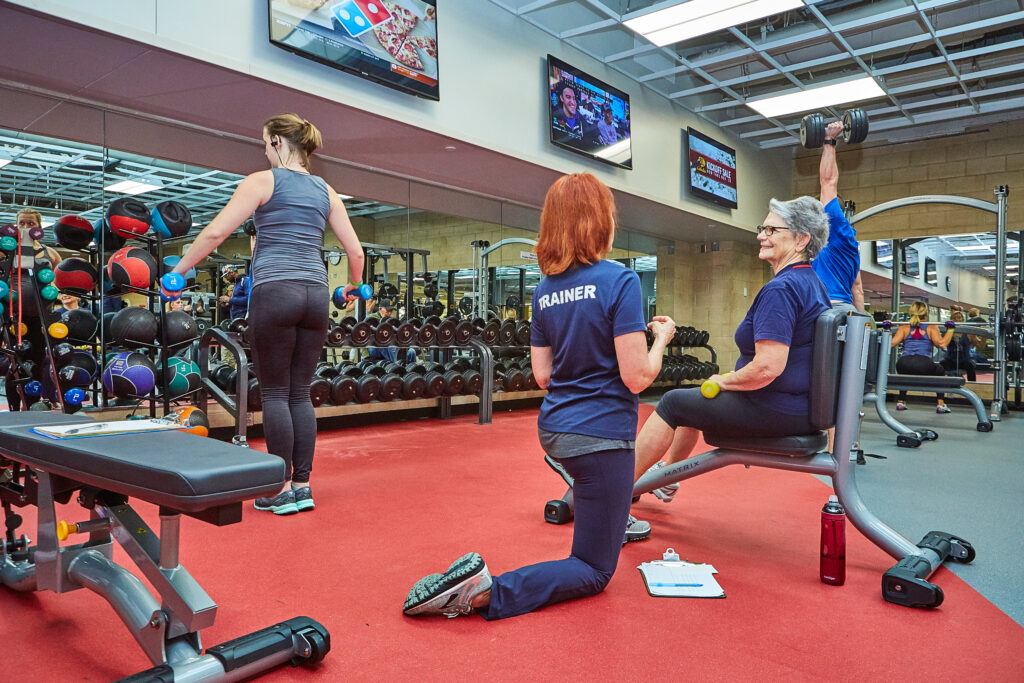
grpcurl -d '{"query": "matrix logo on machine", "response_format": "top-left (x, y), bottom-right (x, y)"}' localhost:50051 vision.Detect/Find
top-left (332, 0), bottom-right (392, 37)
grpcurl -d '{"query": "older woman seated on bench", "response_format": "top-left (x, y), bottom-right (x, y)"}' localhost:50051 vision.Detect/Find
top-left (635, 196), bottom-right (831, 512)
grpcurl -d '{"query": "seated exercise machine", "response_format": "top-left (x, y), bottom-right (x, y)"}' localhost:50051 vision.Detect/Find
top-left (0, 411), bottom-right (330, 681)
top-left (866, 326), bottom-right (993, 448)
top-left (543, 310), bottom-right (975, 608)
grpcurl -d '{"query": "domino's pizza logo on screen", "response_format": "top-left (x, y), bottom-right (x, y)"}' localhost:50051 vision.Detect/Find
top-left (331, 0), bottom-right (392, 37)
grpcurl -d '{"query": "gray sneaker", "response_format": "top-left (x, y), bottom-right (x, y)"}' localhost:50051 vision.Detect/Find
top-left (624, 515), bottom-right (651, 544)
top-left (253, 489), bottom-right (297, 515)
top-left (646, 462), bottom-right (680, 503)
top-left (403, 552), bottom-right (492, 617)
top-left (293, 486), bottom-right (314, 512)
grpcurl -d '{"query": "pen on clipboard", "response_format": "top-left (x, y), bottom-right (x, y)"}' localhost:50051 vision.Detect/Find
top-left (63, 423), bottom-right (109, 435)
top-left (649, 582), bottom-right (703, 587)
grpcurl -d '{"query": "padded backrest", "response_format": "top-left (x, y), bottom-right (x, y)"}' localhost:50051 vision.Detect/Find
top-left (808, 308), bottom-right (846, 431)
top-left (864, 329), bottom-right (881, 387)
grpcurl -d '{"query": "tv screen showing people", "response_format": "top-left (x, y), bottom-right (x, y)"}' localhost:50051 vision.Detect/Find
top-left (685, 127), bottom-right (738, 209)
top-left (268, 0), bottom-right (438, 100)
top-left (547, 55), bottom-right (632, 170)
top-left (874, 240), bottom-right (893, 268)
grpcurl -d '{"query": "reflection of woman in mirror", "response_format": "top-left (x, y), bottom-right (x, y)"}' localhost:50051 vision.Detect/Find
top-left (890, 301), bottom-right (955, 412)
top-left (939, 310), bottom-right (976, 382)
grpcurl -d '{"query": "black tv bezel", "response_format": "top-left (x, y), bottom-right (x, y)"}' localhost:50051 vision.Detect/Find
top-left (546, 54), bottom-right (632, 170)
top-left (685, 127), bottom-right (738, 210)
top-left (267, 0), bottom-right (439, 101)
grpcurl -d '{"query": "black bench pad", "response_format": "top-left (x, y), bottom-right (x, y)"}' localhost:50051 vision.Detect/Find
top-left (0, 412), bottom-right (284, 512)
top-left (887, 374), bottom-right (965, 390)
top-left (705, 431), bottom-right (828, 457)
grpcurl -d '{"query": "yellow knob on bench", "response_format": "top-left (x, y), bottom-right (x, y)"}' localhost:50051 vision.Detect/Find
top-left (56, 520), bottom-right (77, 541)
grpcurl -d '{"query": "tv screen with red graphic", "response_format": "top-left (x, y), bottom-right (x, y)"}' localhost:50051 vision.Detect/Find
top-left (685, 127), bottom-right (737, 209)
top-left (268, 0), bottom-right (438, 100)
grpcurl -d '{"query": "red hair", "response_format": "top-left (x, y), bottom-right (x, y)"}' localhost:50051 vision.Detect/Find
top-left (535, 173), bottom-right (616, 276)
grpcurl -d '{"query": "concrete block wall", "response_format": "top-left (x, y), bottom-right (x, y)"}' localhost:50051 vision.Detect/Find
top-left (792, 121), bottom-right (1024, 242)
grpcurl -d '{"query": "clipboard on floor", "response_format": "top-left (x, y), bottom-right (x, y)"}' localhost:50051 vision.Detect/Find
top-left (637, 559), bottom-right (725, 598)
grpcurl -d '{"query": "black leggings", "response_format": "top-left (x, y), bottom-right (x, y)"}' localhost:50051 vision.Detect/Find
top-left (656, 387), bottom-right (816, 436)
top-left (248, 281), bottom-right (328, 483)
top-left (895, 354), bottom-right (945, 401)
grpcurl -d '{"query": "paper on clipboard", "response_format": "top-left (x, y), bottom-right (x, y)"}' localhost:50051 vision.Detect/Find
top-left (30, 419), bottom-right (182, 439)
top-left (638, 560), bottom-right (725, 598)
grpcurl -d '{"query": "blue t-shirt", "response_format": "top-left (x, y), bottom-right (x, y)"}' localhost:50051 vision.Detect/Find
top-left (531, 260), bottom-right (647, 440)
top-left (734, 263), bottom-right (830, 415)
top-left (812, 198), bottom-right (860, 304)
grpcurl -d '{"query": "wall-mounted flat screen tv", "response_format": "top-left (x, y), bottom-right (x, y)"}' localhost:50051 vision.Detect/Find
top-left (685, 127), bottom-right (738, 209)
top-left (925, 257), bottom-right (937, 286)
top-left (547, 55), bottom-right (632, 169)
top-left (902, 245), bottom-right (920, 278)
top-left (269, 0), bottom-right (438, 100)
top-left (874, 240), bottom-right (893, 269)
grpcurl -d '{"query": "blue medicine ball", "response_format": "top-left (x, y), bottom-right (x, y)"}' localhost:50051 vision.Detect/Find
top-left (162, 255), bottom-right (196, 286)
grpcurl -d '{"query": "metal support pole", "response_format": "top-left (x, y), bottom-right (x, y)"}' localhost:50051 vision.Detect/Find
top-left (992, 186), bottom-right (1010, 419)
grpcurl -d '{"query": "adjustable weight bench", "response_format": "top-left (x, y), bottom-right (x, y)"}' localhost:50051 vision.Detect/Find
top-left (866, 330), bottom-right (993, 448)
top-left (543, 310), bottom-right (975, 608)
top-left (0, 412), bottom-right (330, 681)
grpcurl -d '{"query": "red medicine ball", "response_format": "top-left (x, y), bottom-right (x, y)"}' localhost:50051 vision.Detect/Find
top-left (54, 258), bottom-right (99, 294)
top-left (106, 197), bottom-right (151, 239)
top-left (54, 215), bottom-right (95, 251)
top-left (107, 246), bottom-right (158, 290)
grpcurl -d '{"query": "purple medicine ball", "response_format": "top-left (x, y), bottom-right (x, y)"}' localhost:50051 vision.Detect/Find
top-left (102, 351), bottom-right (157, 399)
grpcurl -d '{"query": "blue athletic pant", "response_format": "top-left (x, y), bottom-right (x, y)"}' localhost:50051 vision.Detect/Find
top-left (482, 448), bottom-right (634, 620)
top-left (248, 281), bottom-right (328, 483)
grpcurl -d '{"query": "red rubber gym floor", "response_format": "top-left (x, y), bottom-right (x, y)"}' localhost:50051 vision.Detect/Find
top-left (2, 405), bottom-right (1022, 681)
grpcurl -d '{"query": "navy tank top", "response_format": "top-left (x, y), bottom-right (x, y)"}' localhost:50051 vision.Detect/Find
top-left (252, 168), bottom-right (330, 288)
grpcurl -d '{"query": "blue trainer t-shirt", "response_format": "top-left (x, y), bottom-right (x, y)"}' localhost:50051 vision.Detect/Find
top-left (812, 198), bottom-right (860, 304)
top-left (531, 260), bottom-right (647, 440)
top-left (734, 262), bottom-right (830, 415)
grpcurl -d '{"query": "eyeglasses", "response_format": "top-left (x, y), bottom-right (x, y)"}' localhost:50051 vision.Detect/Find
top-left (755, 224), bottom-right (790, 237)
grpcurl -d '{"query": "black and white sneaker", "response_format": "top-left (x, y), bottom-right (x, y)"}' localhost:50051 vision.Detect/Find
top-left (403, 552), bottom-right (492, 618)
top-left (253, 489), bottom-right (298, 515)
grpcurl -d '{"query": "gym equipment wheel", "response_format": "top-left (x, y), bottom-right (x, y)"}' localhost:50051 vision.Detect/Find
top-left (896, 434), bottom-right (921, 448)
top-left (976, 421), bottom-right (993, 432)
top-left (543, 499), bottom-right (572, 524)
top-left (920, 430), bottom-right (938, 441)
top-left (949, 538), bottom-right (976, 563)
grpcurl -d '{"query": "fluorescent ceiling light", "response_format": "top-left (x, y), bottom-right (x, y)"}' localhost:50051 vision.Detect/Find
top-left (746, 76), bottom-right (885, 118)
top-left (625, 0), bottom-right (803, 47)
top-left (104, 179), bottom-right (164, 195)
top-left (984, 265), bottom-right (1018, 270)
top-left (0, 159), bottom-right (10, 169)
top-left (955, 245), bottom-right (992, 252)
top-left (338, 193), bottom-right (353, 200)
top-left (41, 220), bottom-right (54, 228)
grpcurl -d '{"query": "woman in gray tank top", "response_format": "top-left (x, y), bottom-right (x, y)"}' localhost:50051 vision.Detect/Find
top-left (169, 114), bottom-right (365, 515)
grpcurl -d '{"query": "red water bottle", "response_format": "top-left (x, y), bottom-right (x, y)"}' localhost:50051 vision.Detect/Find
top-left (820, 495), bottom-right (846, 586)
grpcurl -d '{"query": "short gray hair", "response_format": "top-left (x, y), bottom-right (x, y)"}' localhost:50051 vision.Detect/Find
top-left (769, 196), bottom-right (829, 260)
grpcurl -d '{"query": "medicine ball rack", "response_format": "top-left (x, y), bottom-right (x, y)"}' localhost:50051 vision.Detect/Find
top-left (1, 223), bottom-right (201, 418)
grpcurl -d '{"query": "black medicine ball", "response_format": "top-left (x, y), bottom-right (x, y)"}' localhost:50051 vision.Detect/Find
top-left (61, 308), bottom-right (98, 342)
top-left (111, 307), bottom-right (158, 347)
top-left (106, 197), bottom-right (151, 239)
top-left (159, 310), bottom-right (198, 346)
top-left (54, 215), bottom-right (95, 251)
top-left (93, 217), bottom-right (126, 254)
top-left (107, 246), bottom-right (157, 290)
top-left (54, 258), bottom-right (99, 294)
top-left (51, 342), bottom-right (76, 369)
top-left (151, 201), bottom-right (192, 238)
top-left (100, 311), bottom-right (117, 347)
